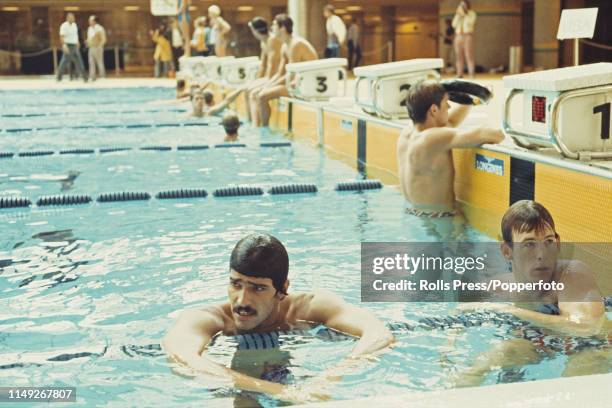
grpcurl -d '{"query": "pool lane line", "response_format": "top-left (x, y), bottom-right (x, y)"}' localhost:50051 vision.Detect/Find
top-left (0, 142), bottom-right (293, 159)
top-left (0, 121), bottom-right (209, 133)
top-left (0, 181), bottom-right (382, 209)
top-left (0, 108), bottom-right (187, 118)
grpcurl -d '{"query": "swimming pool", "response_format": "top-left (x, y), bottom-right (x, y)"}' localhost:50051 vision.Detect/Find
top-left (1, 86), bottom-right (609, 406)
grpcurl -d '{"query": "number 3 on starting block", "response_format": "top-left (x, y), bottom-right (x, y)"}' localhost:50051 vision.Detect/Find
top-left (285, 58), bottom-right (347, 101)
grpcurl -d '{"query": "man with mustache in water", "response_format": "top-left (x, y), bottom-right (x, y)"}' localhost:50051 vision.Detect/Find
top-left (163, 233), bottom-right (394, 403)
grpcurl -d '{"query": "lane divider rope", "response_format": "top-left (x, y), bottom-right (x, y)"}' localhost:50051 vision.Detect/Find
top-left (0, 181), bottom-right (382, 209)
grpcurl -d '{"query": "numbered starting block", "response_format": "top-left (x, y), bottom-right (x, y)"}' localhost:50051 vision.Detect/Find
top-left (503, 62), bottom-right (612, 160)
top-left (221, 57), bottom-right (260, 86)
top-left (285, 58), bottom-right (347, 101)
top-left (353, 58), bottom-right (443, 119)
top-left (178, 56), bottom-right (218, 81)
top-left (206, 56), bottom-right (235, 82)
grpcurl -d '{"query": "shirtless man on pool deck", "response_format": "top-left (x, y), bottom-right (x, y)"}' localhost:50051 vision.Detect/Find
top-left (397, 80), bottom-right (504, 217)
top-left (162, 233), bottom-right (394, 403)
top-left (245, 17), bottom-right (283, 123)
top-left (252, 14), bottom-right (318, 127)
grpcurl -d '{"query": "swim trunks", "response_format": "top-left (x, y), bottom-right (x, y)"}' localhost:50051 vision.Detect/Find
top-left (517, 302), bottom-right (611, 354)
top-left (177, 0), bottom-right (190, 24)
top-left (405, 207), bottom-right (459, 218)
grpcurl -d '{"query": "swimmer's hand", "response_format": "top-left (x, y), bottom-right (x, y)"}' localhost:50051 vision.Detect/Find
top-left (278, 383), bottom-right (331, 404)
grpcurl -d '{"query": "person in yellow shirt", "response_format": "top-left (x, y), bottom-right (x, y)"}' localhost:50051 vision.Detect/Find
top-left (151, 26), bottom-right (173, 78)
top-left (190, 17), bottom-right (209, 57)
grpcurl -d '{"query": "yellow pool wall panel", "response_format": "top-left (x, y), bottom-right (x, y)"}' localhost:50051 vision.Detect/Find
top-left (322, 111), bottom-right (359, 170)
top-left (290, 101), bottom-right (319, 145)
top-left (535, 163), bottom-right (612, 242)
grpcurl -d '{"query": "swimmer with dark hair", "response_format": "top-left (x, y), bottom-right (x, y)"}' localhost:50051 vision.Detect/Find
top-left (176, 79), bottom-right (187, 98)
top-left (398, 79), bottom-right (504, 217)
top-left (163, 233), bottom-right (394, 404)
top-left (454, 200), bottom-right (610, 387)
top-left (221, 111), bottom-right (240, 142)
top-left (149, 80), bottom-right (210, 105)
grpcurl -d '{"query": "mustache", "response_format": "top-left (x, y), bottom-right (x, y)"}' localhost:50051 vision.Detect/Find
top-left (233, 305), bottom-right (256, 315)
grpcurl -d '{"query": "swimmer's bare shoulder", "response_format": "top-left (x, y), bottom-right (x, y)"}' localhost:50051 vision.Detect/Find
top-left (281, 292), bottom-right (315, 320)
top-left (557, 260), bottom-right (602, 301)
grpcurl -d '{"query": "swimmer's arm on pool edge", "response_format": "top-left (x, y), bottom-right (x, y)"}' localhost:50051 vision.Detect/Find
top-left (303, 290), bottom-right (395, 358)
top-left (464, 263), bottom-right (606, 336)
top-left (161, 307), bottom-right (314, 403)
top-left (423, 126), bottom-right (505, 152)
top-left (206, 87), bottom-right (246, 116)
top-left (500, 264), bottom-right (605, 337)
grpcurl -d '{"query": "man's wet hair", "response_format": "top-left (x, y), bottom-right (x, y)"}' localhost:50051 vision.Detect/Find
top-left (501, 200), bottom-right (558, 243)
top-left (176, 79), bottom-right (186, 90)
top-left (249, 17), bottom-right (268, 35)
top-left (230, 233), bottom-right (289, 294)
top-left (221, 112), bottom-right (240, 135)
top-left (202, 90), bottom-right (214, 105)
top-left (274, 14), bottom-right (293, 34)
top-left (405, 80), bottom-right (447, 123)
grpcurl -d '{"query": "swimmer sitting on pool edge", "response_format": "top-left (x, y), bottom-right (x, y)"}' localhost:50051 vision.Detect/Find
top-left (162, 233), bottom-right (394, 403)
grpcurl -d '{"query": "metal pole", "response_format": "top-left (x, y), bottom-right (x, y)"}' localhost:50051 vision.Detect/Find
top-left (114, 46), bottom-right (120, 75)
top-left (52, 46), bottom-right (58, 74)
top-left (573, 38), bottom-right (579, 66)
top-left (387, 41), bottom-right (393, 62)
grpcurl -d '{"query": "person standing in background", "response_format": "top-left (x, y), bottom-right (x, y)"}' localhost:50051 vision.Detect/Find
top-left (151, 25), bottom-right (172, 78)
top-left (208, 5), bottom-right (231, 57)
top-left (86, 15), bottom-right (106, 81)
top-left (170, 18), bottom-right (184, 73)
top-left (452, 0), bottom-right (477, 78)
top-left (190, 17), bottom-right (209, 57)
top-left (177, 0), bottom-right (191, 56)
top-left (57, 13), bottom-right (88, 82)
top-left (442, 18), bottom-right (455, 73)
top-left (346, 17), bottom-right (361, 70)
top-left (323, 4), bottom-right (346, 58)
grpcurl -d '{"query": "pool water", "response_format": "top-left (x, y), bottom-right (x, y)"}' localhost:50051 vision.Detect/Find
top-left (0, 86), bottom-right (608, 406)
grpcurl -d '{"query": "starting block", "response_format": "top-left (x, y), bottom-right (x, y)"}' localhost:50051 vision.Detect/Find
top-left (503, 62), bottom-right (612, 160)
top-left (178, 56), bottom-right (217, 81)
top-left (353, 59), bottom-right (443, 119)
top-left (221, 57), bottom-right (260, 85)
top-left (285, 58), bottom-right (347, 101)
top-left (206, 56), bottom-right (235, 82)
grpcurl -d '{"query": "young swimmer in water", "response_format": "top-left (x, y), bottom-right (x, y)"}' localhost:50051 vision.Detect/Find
top-left (454, 200), bottom-right (611, 386)
top-left (398, 80), bottom-right (504, 217)
top-left (162, 233), bottom-right (394, 404)
top-left (188, 88), bottom-right (245, 118)
top-left (221, 112), bottom-right (240, 142)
